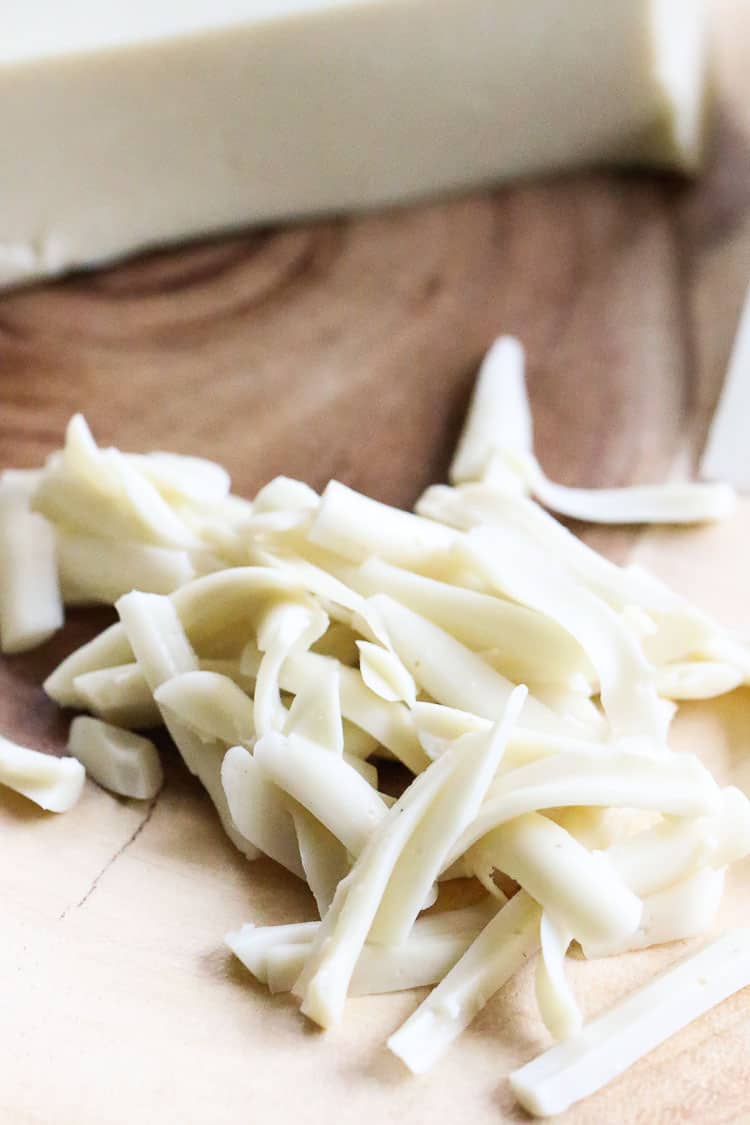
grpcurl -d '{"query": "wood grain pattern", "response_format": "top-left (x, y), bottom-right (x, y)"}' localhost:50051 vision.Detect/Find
top-left (1, 2), bottom-right (749, 1123)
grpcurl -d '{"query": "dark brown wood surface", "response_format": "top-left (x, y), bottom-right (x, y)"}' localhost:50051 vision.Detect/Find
top-left (1, 3), bottom-right (749, 1123)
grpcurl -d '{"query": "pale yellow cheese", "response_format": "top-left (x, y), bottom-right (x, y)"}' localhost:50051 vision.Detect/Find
top-left (1, 0), bottom-right (709, 287)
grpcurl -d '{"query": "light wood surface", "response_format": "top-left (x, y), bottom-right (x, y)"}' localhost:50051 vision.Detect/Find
top-left (2, 3), bottom-right (749, 1122)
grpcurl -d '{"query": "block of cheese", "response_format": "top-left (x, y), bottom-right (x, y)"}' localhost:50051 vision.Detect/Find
top-left (2, 0), bottom-right (709, 288)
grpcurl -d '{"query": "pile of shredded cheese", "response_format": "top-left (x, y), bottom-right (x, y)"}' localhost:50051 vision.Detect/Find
top-left (2, 336), bottom-right (750, 1117)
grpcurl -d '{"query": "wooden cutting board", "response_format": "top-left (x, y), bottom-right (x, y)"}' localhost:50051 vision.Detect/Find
top-left (2, 3), bottom-right (749, 1122)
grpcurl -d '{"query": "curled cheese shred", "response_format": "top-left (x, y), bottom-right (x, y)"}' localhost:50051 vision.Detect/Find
top-left (449, 336), bottom-right (532, 483)
top-left (241, 646), bottom-right (428, 774)
top-left (170, 567), bottom-right (305, 656)
top-left (523, 455), bottom-right (735, 525)
top-left (466, 813), bottom-right (642, 949)
top-left (448, 333), bottom-right (734, 524)
top-left (253, 731), bottom-right (388, 857)
top-left (253, 600), bottom-right (328, 738)
top-left (356, 640), bottom-right (417, 706)
top-left (445, 747), bottom-right (721, 868)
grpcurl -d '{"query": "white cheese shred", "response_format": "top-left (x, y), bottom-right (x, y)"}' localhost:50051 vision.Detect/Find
top-left (221, 746), bottom-right (302, 876)
top-left (253, 731), bottom-right (388, 857)
top-left (466, 813), bottom-right (642, 949)
top-left (449, 336), bottom-right (532, 483)
top-left (536, 912), bottom-right (581, 1042)
top-left (354, 555), bottom-right (592, 687)
top-left (308, 480), bottom-right (455, 567)
top-left (448, 332), bottom-right (735, 522)
top-left (129, 450), bottom-right (231, 505)
top-left (73, 664), bottom-right (160, 730)
top-left (253, 601), bottom-right (328, 738)
top-left (582, 866), bottom-right (725, 959)
top-left (285, 656), bottom-right (344, 754)
top-left (525, 459), bottom-right (735, 525)
top-left (271, 921), bottom-right (493, 996)
top-left (445, 747), bottom-right (720, 868)
top-left (370, 594), bottom-right (561, 732)
top-left (44, 623), bottom-right (133, 709)
top-left (228, 902), bottom-right (496, 995)
top-left (246, 648), bottom-right (428, 774)
top-left (388, 891), bottom-right (541, 1074)
top-left (290, 804), bottom-right (350, 918)
top-left (509, 929), bottom-right (750, 1117)
top-left (465, 527), bottom-right (669, 744)
top-left (369, 689), bottom-right (526, 947)
top-left (116, 590), bottom-right (258, 859)
top-left (0, 492), bottom-right (63, 653)
top-left (154, 671), bottom-right (254, 746)
top-left (68, 716), bottom-right (162, 800)
top-left (58, 531), bottom-right (194, 604)
top-left (0, 733), bottom-right (85, 812)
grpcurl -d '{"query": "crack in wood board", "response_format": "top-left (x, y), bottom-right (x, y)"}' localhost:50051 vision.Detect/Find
top-left (58, 794), bottom-right (159, 920)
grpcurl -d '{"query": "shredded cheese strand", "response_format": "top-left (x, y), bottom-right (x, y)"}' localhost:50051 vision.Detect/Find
top-left (536, 913), bottom-right (581, 1041)
top-left (509, 929), bottom-right (750, 1117)
top-left (388, 891), bottom-right (541, 1074)
top-left (0, 733), bottom-right (85, 813)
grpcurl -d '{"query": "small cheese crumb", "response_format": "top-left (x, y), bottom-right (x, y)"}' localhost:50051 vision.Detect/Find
top-left (68, 716), bottom-right (163, 800)
top-left (0, 733), bottom-right (84, 812)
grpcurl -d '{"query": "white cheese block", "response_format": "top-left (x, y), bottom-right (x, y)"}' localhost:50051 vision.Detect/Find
top-left (2, 0), bottom-right (709, 287)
